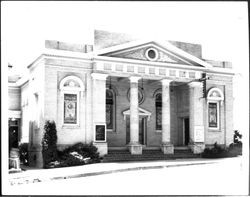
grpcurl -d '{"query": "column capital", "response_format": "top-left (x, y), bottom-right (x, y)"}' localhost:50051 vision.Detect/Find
top-left (129, 76), bottom-right (141, 83)
top-left (188, 81), bottom-right (203, 88)
top-left (161, 79), bottom-right (173, 86)
top-left (91, 73), bottom-right (108, 80)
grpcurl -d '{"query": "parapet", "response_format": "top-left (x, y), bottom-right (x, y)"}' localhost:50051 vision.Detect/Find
top-left (45, 40), bottom-right (93, 53)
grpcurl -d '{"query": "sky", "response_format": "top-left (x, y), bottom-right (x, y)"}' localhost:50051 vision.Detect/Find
top-left (2, 1), bottom-right (249, 132)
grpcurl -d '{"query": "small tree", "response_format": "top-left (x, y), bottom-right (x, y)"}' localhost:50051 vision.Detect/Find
top-left (42, 120), bottom-right (58, 168)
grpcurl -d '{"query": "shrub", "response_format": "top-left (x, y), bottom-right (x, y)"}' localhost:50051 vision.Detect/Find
top-left (42, 120), bottom-right (58, 168)
top-left (54, 143), bottom-right (100, 168)
top-left (202, 142), bottom-right (228, 158)
top-left (19, 143), bottom-right (29, 165)
top-left (202, 141), bottom-right (242, 158)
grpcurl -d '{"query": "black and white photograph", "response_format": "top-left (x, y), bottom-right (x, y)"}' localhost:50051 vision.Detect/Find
top-left (1, 1), bottom-right (249, 195)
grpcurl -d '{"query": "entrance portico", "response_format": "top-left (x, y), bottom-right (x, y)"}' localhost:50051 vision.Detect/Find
top-left (92, 70), bottom-right (206, 155)
top-left (89, 39), bottom-right (225, 156)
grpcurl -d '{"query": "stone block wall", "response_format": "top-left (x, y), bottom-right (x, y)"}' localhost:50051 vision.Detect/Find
top-left (44, 58), bottom-right (92, 149)
top-left (205, 73), bottom-right (234, 146)
top-left (20, 83), bottom-right (29, 143)
top-left (8, 87), bottom-right (21, 110)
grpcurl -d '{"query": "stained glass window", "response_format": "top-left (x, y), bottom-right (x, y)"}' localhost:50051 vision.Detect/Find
top-left (208, 102), bottom-right (218, 128)
top-left (106, 89), bottom-right (115, 130)
top-left (155, 93), bottom-right (162, 130)
top-left (64, 94), bottom-right (77, 124)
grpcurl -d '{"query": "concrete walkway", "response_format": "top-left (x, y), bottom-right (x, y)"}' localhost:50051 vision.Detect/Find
top-left (9, 157), bottom-right (239, 186)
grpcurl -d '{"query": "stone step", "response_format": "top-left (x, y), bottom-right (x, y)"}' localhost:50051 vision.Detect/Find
top-left (107, 150), bottom-right (193, 155)
top-left (103, 155), bottom-right (201, 162)
top-left (103, 148), bottom-right (200, 162)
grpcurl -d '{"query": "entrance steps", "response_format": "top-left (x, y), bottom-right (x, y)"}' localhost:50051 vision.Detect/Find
top-left (102, 148), bottom-right (201, 162)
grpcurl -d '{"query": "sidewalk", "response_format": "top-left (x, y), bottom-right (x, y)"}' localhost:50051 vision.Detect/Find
top-left (8, 157), bottom-right (240, 186)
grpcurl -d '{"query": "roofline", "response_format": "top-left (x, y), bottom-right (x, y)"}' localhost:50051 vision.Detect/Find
top-left (93, 55), bottom-right (207, 72)
top-left (94, 39), bottom-right (214, 69)
top-left (94, 55), bottom-right (234, 76)
top-left (28, 49), bottom-right (93, 70)
top-left (24, 42), bottom-right (233, 77)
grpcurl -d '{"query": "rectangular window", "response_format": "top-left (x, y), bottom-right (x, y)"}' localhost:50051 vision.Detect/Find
top-left (64, 94), bottom-right (77, 124)
top-left (208, 102), bottom-right (218, 128)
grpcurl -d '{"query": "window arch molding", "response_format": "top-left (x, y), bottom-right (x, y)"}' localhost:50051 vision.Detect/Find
top-left (106, 84), bottom-right (119, 96)
top-left (59, 75), bottom-right (85, 126)
top-left (207, 87), bottom-right (224, 104)
top-left (153, 88), bottom-right (162, 98)
top-left (59, 75), bottom-right (85, 92)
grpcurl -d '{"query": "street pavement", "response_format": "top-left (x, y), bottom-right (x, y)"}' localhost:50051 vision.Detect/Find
top-left (4, 156), bottom-right (248, 195)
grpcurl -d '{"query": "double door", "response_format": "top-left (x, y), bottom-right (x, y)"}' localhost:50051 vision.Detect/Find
top-left (126, 116), bottom-right (147, 145)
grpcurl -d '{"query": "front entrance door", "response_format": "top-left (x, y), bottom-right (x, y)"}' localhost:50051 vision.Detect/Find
top-left (184, 118), bottom-right (190, 145)
top-left (9, 119), bottom-right (19, 151)
top-left (126, 116), bottom-right (147, 145)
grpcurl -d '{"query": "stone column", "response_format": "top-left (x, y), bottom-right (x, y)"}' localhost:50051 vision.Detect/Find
top-left (128, 76), bottom-right (142, 154)
top-left (91, 73), bottom-right (108, 156)
top-left (189, 81), bottom-right (205, 154)
top-left (161, 79), bottom-right (174, 154)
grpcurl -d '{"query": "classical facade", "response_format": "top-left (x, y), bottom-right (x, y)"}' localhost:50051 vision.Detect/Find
top-left (8, 30), bottom-right (234, 167)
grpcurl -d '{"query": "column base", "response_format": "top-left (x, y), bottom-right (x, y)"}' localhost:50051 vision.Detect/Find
top-left (127, 142), bottom-right (142, 155)
top-left (93, 142), bottom-right (108, 156)
top-left (161, 143), bottom-right (174, 154)
top-left (189, 142), bottom-right (205, 154)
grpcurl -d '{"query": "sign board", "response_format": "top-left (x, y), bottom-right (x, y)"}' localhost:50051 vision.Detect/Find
top-left (95, 125), bottom-right (106, 141)
top-left (194, 126), bottom-right (204, 142)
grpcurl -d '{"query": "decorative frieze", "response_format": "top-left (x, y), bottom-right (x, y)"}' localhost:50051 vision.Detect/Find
top-left (138, 66), bottom-right (145, 74)
top-left (189, 72), bottom-right (196, 78)
top-left (159, 68), bottom-right (166, 76)
top-left (116, 64), bottom-right (123, 71)
top-left (179, 71), bottom-right (187, 78)
top-left (127, 65), bottom-right (134, 73)
top-left (94, 61), bottom-right (202, 80)
top-left (149, 68), bottom-right (155, 75)
top-left (169, 70), bottom-right (176, 77)
top-left (104, 63), bottom-right (112, 71)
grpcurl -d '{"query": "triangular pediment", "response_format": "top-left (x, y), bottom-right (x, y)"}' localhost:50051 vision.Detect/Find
top-left (95, 40), bottom-right (213, 68)
top-left (123, 107), bottom-right (152, 120)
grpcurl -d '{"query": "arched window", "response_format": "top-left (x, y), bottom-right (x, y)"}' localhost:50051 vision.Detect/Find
top-left (207, 87), bottom-right (224, 130)
top-left (155, 93), bottom-right (162, 131)
top-left (106, 89), bottom-right (116, 131)
top-left (59, 76), bottom-right (84, 125)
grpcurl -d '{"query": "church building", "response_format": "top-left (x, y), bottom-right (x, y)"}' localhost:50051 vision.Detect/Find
top-left (8, 30), bottom-right (234, 167)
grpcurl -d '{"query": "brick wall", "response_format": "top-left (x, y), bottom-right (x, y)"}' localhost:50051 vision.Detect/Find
top-left (106, 80), bottom-right (181, 147)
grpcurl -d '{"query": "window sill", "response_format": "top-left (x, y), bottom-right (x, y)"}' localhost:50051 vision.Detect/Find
top-left (156, 130), bottom-right (162, 133)
top-left (62, 124), bottom-right (80, 129)
top-left (107, 129), bottom-right (116, 132)
top-left (208, 128), bottom-right (221, 132)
